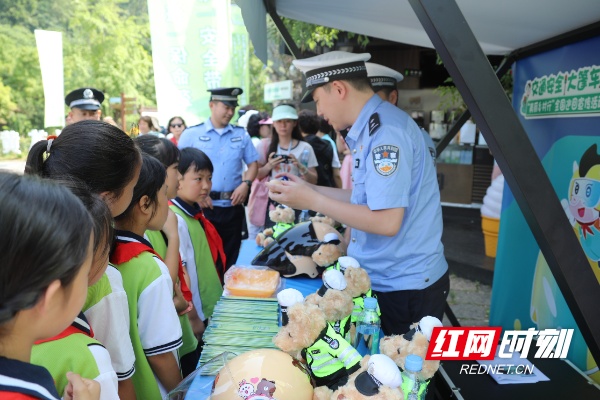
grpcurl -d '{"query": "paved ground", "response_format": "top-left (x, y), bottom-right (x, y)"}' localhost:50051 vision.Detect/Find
top-left (444, 274), bottom-right (492, 327)
top-left (0, 160), bottom-right (25, 174)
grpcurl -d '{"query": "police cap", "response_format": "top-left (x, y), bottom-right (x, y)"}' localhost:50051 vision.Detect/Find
top-left (366, 62), bottom-right (404, 89)
top-left (208, 87), bottom-right (243, 107)
top-left (65, 88), bottom-right (105, 110)
top-left (292, 51), bottom-right (371, 103)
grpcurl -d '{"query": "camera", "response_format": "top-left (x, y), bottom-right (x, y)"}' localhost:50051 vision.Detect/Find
top-left (271, 154), bottom-right (291, 163)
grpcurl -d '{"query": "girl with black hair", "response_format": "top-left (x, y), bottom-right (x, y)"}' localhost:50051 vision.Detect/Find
top-left (31, 179), bottom-right (119, 399)
top-left (111, 154), bottom-right (183, 399)
top-left (25, 120), bottom-right (141, 400)
top-left (166, 116), bottom-right (186, 146)
top-left (0, 173), bottom-right (99, 400)
top-left (134, 136), bottom-right (202, 378)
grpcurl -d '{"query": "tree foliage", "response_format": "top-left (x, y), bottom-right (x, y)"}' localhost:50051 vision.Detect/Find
top-left (0, 0), bottom-right (154, 133)
top-left (248, 16), bottom-right (369, 111)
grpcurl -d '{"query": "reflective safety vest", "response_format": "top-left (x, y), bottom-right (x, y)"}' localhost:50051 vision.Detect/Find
top-left (273, 222), bottom-right (294, 239)
top-left (301, 324), bottom-right (361, 388)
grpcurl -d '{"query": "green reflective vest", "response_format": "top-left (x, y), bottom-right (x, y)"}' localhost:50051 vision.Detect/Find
top-left (273, 222), bottom-right (294, 239)
top-left (301, 324), bottom-right (361, 388)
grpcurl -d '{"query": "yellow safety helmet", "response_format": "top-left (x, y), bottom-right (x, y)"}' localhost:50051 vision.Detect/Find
top-left (210, 349), bottom-right (313, 400)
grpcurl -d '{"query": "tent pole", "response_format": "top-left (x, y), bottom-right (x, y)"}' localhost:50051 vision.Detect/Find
top-left (263, 0), bottom-right (302, 59)
top-left (408, 0), bottom-right (600, 363)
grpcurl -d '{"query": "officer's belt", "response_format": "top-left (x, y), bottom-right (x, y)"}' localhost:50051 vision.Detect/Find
top-left (209, 191), bottom-right (234, 200)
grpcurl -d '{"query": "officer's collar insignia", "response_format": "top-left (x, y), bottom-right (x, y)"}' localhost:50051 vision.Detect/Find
top-left (372, 145), bottom-right (399, 176)
top-left (83, 88), bottom-right (94, 99)
top-left (369, 113), bottom-right (381, 136)
top-left (355, 371), bottom-right (381, 396)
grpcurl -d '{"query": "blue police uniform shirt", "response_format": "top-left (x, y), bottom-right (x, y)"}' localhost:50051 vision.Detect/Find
top-left (178, 118), bottom-right (259, 207)
top-left (345, 95), bottom-right (447, 292)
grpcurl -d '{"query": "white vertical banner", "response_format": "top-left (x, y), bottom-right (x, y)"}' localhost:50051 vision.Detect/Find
top-left (34, 30), bottom-right (64, 128)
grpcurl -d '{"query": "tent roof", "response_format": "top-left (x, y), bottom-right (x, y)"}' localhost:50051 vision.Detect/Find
top-left (242, 0), bottom-right (600, 57)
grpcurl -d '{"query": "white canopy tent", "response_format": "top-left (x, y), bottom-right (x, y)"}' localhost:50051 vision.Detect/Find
top-left (238, 0), bottom-right (600, 63)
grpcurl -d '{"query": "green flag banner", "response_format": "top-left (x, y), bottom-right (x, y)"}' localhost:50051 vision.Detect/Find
top-left (147, 0), bottom-right (249, 126)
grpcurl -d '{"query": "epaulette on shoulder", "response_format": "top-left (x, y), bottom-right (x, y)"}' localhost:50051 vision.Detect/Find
top-left (369, 112), bottom-right (381, 136)
top-left (188, 122), bottom-right (205, 129)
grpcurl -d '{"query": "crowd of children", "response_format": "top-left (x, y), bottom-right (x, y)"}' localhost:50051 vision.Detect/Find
top-left (0, 120), bottom-right (226, 399)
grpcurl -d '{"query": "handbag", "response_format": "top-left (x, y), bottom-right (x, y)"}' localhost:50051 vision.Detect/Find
top-left (248, 138), bottom-right (271, 226)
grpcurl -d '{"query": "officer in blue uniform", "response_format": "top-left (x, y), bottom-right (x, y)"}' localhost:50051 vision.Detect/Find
top-left (366, 62), bottom-right (437, 165)
top-left (65, 87), bottom-right (104, 124)
top-left (268, 52), bottom-right (449, 335)
top-left (178, 87), bottom-right (259, 270)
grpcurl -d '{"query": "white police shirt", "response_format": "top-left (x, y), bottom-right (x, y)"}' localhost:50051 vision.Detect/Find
top-left (345, 95), bottom-right (447, 292)
top-left (178, 118), bottom-right (259, 207)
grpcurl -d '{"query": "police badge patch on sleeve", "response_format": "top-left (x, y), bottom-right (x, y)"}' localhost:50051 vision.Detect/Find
top-left (372, 145), bottom-right (399, 176)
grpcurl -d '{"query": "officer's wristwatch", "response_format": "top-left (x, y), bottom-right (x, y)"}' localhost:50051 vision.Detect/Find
top-left (243, 179), bottom-right (252, 188)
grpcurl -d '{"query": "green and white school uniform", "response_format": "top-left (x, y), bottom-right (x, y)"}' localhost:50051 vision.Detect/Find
top-left (111, 231), bottom-right (183, 400)
top-left (170, 198), bottom-right (223, 319)
top-left (31, 313), bottom-right (118, 400)
top-left (83, 265), bottom-right (136, 381)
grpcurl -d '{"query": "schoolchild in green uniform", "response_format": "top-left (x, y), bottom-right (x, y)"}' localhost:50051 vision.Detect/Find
top-left (31, 180), bottom-right (118, 398)
top-left (0, 173), bottom-right (100, 400)
top-left (26, 120), bottom-right (142, 400)
top-left (135, 135), bottom-right (201, 377)
top-left (170, 148), bottom-right (224, 322)
top-left (112, 154), bottom-right (183, 399)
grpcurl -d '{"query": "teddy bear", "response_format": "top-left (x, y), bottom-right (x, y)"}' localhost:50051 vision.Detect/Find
top-left (273, 302), bottom-right (362, 394)
top-left (311, 232), bottom-right (345, 273)
top-left (305, 269), bottom-right (354, 341)
top-left (310, 213), bottom-right (337, 228)
top-left (332, 354), bottom-right (404, 400)
top-left (256, 204), bottom-right (296, 247)
top-left (380, 316), bottom-right (443, 383)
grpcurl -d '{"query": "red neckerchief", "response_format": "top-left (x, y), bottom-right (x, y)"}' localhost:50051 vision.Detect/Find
top-left (193, 210), bottom-right (226, 284)
top-left (110, 240), bottom-right (192, 302)
top-left (35, 313), bottom-right (93, 345)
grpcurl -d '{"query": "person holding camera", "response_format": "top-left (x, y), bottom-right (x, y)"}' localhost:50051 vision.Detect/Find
top-left (255, 104), bottom-right (318, 184)
top-left (255, 104), bottom-right (318, 229)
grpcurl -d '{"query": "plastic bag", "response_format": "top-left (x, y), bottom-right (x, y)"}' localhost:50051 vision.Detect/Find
top-left (222, 265), bottom-right (283, 298)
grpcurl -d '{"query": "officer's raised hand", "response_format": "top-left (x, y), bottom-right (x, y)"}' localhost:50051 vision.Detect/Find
top-left (267, 177), bottom-right (315, 210)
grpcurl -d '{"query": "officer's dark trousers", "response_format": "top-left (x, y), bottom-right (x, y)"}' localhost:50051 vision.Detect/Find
top-left (203, 205), bottom-right (245, 271)
top-left (374, 270), bottom-right (450, 335)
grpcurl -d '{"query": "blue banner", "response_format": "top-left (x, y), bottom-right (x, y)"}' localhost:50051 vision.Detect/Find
top-left (490, 34), bottom-right (600, 381)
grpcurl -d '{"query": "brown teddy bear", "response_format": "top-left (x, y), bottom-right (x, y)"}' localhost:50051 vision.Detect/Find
top-left (273, 302), bottom-right (362, 394)
top-left (380, 316), bottom-right (443, 383)
top-left (332, 354), bottom-right (404, 400)
top-left (256, 204), bottom-right (296, 247)
top-left (305, 269), bottom-right (354, 341)
top-left (310, 213), bottom-right (337, 228)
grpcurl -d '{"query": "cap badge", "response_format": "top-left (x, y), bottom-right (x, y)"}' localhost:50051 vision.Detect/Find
top-left (232, 88), bottom-right (240, 95)
top-left (83, 89), bottom-right (94, 99)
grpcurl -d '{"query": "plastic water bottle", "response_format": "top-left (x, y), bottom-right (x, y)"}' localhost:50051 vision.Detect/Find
top-left (300, 148), bottom-right (310, 167)
top-left (401, 354), bottom-right (425, 400)
top-left (298, 210), bottom-right (310, 222)
top-left (353, 297), bottom-right (380, 355)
